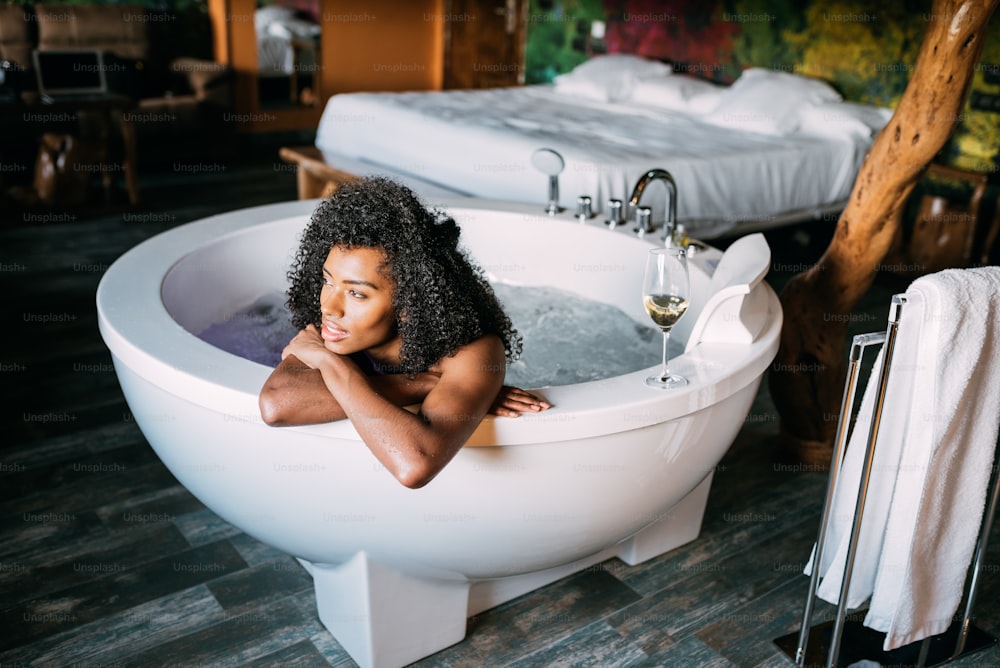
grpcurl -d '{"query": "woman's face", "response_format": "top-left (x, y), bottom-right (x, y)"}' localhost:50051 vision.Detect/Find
top-left (318, 246), bottom-right (399, 359)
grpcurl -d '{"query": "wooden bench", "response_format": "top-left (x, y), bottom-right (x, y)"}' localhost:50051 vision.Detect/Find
top-left (278, 146), bottom-right (360, 200)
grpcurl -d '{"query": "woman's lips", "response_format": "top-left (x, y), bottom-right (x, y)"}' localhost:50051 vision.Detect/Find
top-left (321, 322), bottom-right (348, 343)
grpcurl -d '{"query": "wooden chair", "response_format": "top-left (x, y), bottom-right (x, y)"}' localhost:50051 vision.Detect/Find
top-left (885, 163), bottom-right (995, 276)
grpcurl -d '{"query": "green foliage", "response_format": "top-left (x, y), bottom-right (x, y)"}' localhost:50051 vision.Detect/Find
top-left (727, 0), bottom-right (804, 73)
top-left (524, 0), bottom-right (606, 83)
top-left (955, 40), bottom-right (1000, 172)
top-left (781, 2), bottom-right (925, 106)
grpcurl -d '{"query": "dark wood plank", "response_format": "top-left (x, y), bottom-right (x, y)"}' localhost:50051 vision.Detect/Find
top-left (0, 539), bottom-right (247, 651)
top-left (238, 639), bottom-right (334, 668)
top-left (415, 569), bottom-right (643, 666)
top-left (95, 485), bottom-right (204, 531)
top-left (0, 459), bottom-right (183, 535)
top-left (0, 586), bottom-right (223, 667)
top-left (173, 507), bottom-right (244, 547)
top-left (114, 596), bottom-right (323, 667)
top-left (0, 438), bottom-right (161, 503)
top-left (0, 521), bottom-right (190, 607)
top-left (505, 620), bottom-right (650, 667)
top-left (227, 532), bottom-right (301, 568)
top-left (208, 560), bottom-right (313, 615)
top-left (640, 634), bottom-right (737, 667)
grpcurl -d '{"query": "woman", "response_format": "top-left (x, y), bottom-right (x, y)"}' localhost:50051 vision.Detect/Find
top-left (259, 177), bottom-right (550, 488)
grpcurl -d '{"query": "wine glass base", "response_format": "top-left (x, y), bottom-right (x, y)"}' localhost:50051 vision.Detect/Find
top-left (645, 373), bottom-right (688, 389)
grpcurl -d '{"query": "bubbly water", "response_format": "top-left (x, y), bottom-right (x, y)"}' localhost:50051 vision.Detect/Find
top-left (491, 283), bottom-right (670, 387)
top-left (198, 284), bottom-right (682, 388)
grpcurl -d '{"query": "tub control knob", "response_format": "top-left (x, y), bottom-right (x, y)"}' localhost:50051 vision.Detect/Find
top-left (605, 199), bottom-right (624, 228)
top-left (576, 195), bottom-right (593, 222)
top-left (634, 206), bottom-right (653, 236)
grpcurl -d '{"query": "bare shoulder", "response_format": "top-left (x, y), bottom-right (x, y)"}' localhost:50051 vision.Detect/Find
top-left (420, 335), bottom-right (506, 421)
top-left (430, 335), bottom-right (506, 380)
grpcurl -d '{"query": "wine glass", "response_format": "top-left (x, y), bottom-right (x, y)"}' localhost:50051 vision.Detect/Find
top-left (642, 247), bottom-right (690, 388)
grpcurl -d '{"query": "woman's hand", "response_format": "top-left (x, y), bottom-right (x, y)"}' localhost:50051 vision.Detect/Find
top-left (281, 324), bottom-right (334, 369)
top-left (489, 385), bottom-right (551, 418)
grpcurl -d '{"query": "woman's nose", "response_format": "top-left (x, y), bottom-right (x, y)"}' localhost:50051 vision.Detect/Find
top-left (320, 288), bottom-right (344, 318)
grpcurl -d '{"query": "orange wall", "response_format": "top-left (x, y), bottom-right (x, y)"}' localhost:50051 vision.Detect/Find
top-left (322, 0), bottom-right (445, 94)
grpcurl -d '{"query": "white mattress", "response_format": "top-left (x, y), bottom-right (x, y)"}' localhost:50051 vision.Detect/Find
top-left (315, 85), bottom-right (870, 237)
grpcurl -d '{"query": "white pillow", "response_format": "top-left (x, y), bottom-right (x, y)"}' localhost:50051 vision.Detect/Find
top-left (553, 54), bottom-right (672, 102)
top-left (255, 5), bottom-right (295, 29)
top-left (705, 67), bottom-right (843, 136)
top-left (796, 101), bottom-right (894, 140)
top-left (255, 5), bottom-right (320, 38)
top-left (630, 75), bottom-right (724, 114)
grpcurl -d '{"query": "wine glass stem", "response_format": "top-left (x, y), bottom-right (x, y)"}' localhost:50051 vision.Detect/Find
top-left (660, 328), bottom-right (671, 380)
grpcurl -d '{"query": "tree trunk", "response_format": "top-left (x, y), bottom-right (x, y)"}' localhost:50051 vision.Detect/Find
top-left (769, 0), bottom-right (999, 466)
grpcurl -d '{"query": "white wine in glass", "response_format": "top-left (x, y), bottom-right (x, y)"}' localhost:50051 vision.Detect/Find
top-left (642, 247), bottom-right (689, 388)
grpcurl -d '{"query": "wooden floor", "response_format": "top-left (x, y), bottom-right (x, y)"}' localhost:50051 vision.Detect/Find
top-left (2, 145), bottom-right (999, 667)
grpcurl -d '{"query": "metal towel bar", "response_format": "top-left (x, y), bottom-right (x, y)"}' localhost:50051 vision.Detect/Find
top-left (774, 294), bottom-right (1000, 667)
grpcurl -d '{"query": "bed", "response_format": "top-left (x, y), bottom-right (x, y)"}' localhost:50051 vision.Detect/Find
top-left (312, 55), bottom-right (894, 239)
top-left (254, 5), bottom-right (319, 76)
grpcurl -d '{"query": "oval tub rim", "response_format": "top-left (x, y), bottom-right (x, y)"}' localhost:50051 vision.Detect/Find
top-left (96, 198), bottom-right (782, 445)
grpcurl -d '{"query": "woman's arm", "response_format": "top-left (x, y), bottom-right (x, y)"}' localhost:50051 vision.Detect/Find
top-left (280, 325), bottom-right (542, 488)
top-left (259, 333), bottom-right (550, 426)
top-left (258, 354), bottom-right (438, 426)
top-left (316, 336), bottom-right (506, 488)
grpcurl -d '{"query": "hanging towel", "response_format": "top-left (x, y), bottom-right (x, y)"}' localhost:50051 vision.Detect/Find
top-left (865, 267), bottom-right (1000, 650)
top-left (805, 267), bottom-right (1000, 650)
top-left (807, 296), bottom-right (925, 610)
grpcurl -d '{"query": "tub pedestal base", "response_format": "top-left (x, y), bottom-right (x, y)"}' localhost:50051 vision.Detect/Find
top-left (616, 472), bottom-right (713, 565)
top-left (305, 552), bottom-right (471, 668)
top-left (301, 473), bottom-right (714, 668)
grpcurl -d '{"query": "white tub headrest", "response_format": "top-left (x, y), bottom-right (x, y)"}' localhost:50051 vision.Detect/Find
top-left (684, 233), bottom-right (772, 351)
top-left (709, 233), bottom-right (770, 291)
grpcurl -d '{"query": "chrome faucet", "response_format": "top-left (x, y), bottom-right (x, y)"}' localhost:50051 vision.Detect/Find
top-left (628, 168), bottom-right (677, 241)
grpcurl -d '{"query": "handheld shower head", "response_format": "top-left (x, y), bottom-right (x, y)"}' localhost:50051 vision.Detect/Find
top-left (531, 148), bottom-right (565, 215)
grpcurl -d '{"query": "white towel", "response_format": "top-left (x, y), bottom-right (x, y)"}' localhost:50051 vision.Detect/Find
top-left (807, 267), bottom-right (1000, 651)
top-left (809, 306), bottom-right (923, 609)
top-left (867, 267), bottom-right (1000, 649)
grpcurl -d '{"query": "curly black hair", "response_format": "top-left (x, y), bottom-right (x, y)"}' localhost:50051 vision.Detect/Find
top-left (286, 176), bottom-right (522, 376)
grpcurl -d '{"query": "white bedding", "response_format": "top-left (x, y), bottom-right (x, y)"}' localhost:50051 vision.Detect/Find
top-left (315, 83), bottom-right (878, 238)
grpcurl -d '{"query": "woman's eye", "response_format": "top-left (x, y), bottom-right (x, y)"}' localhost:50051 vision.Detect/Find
top-left (349, 290), bottom-right (366, 299)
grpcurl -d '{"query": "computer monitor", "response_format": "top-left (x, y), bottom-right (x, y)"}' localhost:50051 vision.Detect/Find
top-left (32, 49), bottom-right (109, 98)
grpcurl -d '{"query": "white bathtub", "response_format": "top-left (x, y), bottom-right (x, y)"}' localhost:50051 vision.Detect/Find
top-left (97, 198), bottom-right (781, 668)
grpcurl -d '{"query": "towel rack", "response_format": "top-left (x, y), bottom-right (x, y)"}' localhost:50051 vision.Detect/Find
top-left (774, 294), bottom-right (1000, 667)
